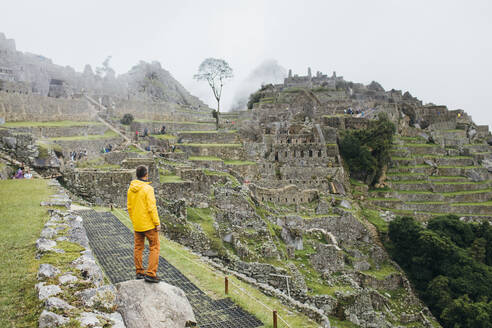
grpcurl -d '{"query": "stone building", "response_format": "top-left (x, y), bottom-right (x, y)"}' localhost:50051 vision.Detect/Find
top-left (0, 67), bottom-right (14, 82)
top-left (48, 79), bottom-right (72, 98)
top-left (283, 68), bottom-right (343, 89)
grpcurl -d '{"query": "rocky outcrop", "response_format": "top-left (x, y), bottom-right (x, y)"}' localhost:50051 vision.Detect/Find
top-left (116, 280), bottom-right (196, 328)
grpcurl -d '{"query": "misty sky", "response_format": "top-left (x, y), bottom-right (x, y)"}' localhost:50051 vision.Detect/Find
top-left (3, 0), bottom-right (492, 126)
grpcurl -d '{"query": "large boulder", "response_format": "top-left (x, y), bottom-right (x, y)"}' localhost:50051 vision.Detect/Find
top-left (116, 280), bottom-right (196, 328)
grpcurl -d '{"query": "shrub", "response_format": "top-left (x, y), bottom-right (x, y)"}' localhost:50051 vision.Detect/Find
top-left (339, 113), bottom-right (395, 185)
top-left (387, 215), bottom-right (492, 328)
top-left (120, 113), bottom-right (134, 125)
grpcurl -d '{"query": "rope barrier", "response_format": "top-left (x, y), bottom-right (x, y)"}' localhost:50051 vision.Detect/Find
top-left (111, 206), bottom-right (292, 328)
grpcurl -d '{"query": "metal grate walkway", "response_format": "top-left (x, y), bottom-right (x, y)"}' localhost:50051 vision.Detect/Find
top-left (78, 210), bottom-right (263, 328)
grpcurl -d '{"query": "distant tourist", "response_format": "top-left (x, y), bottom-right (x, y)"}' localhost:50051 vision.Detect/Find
top-left (171, 145), bottom-right (176, 153)
top-left (160, 125), bottom-right (166, 134)
top-left (143, 128), bottom-right (148, 137)
top-left (135, 130), bottom-right (139, 141)
top-left (14, 167), bottom-right (24, 179)
top-left (127, 165), bottom-right (161, 283)
top-left (24, 168), bottom-right (32, 179)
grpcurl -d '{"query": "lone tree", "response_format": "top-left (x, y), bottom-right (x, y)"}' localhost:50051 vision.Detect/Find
top-left (193, 58), bottom-right (233, 129)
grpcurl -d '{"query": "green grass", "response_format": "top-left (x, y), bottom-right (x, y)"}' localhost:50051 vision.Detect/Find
top-left (0, 179), bottom-right (52, 327)
top-left (362, 208), bottom-right (389, 232)
top-left (180, 143), bottom-right (242, 147)
top-left (112, 208), bottom-right (319, 328)
top-left (349, 178), bottom-right (366, 186)
top-left (223, 160), bottom-right (257, 165)
top-left (2, 121), bottom-right (102, 127)
top-left (159, 174), bottom-right (184, 183)
top-left (378, 207), bottom-right (492, 218)
top-left (151, 134), bottom-right (177, 140)
top-left (124, 145), bottom-right (146, 153)
top-left (451, 201), bottom-right (492, 206)
top-left (76, 157), bottom-right (121, 170)
top-left (322, 114), bottom-right (350, 118)
top-left (188, 156), bottom-right (223, 161)
top-left (362, 264), bottom-right (398, 280)
top-left (48, 130), bottom-right (118, 141)
top-left (399, 143), bottom-right (438, 147)
top-left (386, 172), bottom-right (425, 176)
top-left (391, 180), bottom-right (488, 185)
top-left (179, 130), bottom-right (237, 134)
top-left (135, 119), bottom-right (215, 125)
top-left (203, 169), bottom-right (240, 187)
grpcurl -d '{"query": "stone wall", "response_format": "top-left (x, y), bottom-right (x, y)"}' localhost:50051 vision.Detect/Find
top-left (61, 168), bottom-right (134, 205)
top-left (477, 125), bottom-right (490, 138)
top-left (322, 116), bottom-right (369, 130)
top-left (121, 158), bottom-right (159, 184)
top-left (103, 151), bottom-right (147, 165)
top-left (0, 127), bottom-right (60, 172)
top-left (0, 91), bottom-right (94, 122)
top-left (177, 132), bottom-right (239, 144)
top-left (178, 144), bottom-right (245, 160)
top-left (115, 99), bottom-right (212, 122)
top-left (52, 137), bottom-right (123, 159)
top-left (249, 183), bottom-right (319, 205)
top-left (130, 121), bottom-right (216, 134)
top-left (5, 124), bottom-right (107, 138)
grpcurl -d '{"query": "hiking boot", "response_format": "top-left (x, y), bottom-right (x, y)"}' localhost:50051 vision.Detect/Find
top-left (144, 275), bottom-right (160, 283)
top-left (136, 273), bottom-right (146, 280)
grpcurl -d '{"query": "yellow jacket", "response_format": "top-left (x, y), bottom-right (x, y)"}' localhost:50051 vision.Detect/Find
top-left (127, 179), bottom-right (160, 232)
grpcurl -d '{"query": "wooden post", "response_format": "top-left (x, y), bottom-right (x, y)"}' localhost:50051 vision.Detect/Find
top-left (225, 276), bottom-right (229, 295)
top-left (273, 310), bottom-right (278, 328)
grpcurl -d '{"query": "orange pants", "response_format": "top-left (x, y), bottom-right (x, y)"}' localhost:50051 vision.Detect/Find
top-left (134, 228), bottom-right (160, 277)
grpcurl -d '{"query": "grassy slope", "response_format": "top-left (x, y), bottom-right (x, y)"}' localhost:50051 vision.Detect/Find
top-left (110, 207), bottom-right (320, 328)
top-left (0, 179), bottom-right (51, 327)
top-left (48, 130), bottom-right (118, 141)
top-left (2, 121), bottom-right (102, 127)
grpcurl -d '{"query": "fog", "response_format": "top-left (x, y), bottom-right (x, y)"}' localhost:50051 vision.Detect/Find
top-left (2, 0), bottom-right (492, 126)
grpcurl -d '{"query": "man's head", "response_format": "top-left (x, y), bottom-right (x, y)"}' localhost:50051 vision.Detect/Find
top-left (136, 165), bottom-right (148, 180)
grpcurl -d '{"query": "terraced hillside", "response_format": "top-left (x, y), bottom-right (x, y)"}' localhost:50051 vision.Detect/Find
top-left (368, 129), bottom-right (492, 220)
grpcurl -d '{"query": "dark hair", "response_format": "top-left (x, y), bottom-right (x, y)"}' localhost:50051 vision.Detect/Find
top-left (136, 165), bottom-right (148, 179)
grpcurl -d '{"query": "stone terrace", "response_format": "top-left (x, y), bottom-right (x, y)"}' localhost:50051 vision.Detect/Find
top-left (368, 130), bottom-right (492, 220)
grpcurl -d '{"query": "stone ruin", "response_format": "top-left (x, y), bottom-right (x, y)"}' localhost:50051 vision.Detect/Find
top-left (3, 32), bottom-right (492, 327)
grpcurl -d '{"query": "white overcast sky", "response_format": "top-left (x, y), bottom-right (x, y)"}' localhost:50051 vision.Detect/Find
top-left (2, 0), bottom-right (492, 126)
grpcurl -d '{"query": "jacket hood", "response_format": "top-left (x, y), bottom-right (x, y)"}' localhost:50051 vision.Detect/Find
top-left (129, 179), bottom-right (151, 193)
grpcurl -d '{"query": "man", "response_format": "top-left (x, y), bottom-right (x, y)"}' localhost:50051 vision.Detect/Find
top-left (127, 165), bottom-right (161, 283)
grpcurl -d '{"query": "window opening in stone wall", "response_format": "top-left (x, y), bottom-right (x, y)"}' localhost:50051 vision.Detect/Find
top-left (309, 150), bottom-right (313, 157)
top-left (318, 150), bottom-right (322, 157)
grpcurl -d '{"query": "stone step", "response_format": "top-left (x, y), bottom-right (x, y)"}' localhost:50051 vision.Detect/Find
top-left (388, 165), bottom-right (488, 177)
top-left (178, 143), bottom-right (244, 161)
top-left (392, 144), bottom-right (446, 155)
top-left (464, 144), bottom-right (492, 153)
top-left (472, 152), bottom-right (492, 161)
top-left (386, 173), bottom-right (429, 181)
top-left (369, 189), bottom-right (492, 203)
top-left (370, 199), bottom-right (492, 215)
top-left (386, 174), bottom-right (468, 182)
top-left (394, 136), bottom-right (428, 144)
top-left (391, 156), bottom-right (475, 167)
top-left (176, 131), bottom-right (239, 144)
top-left (389, 180), bottom-right (492, 192)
